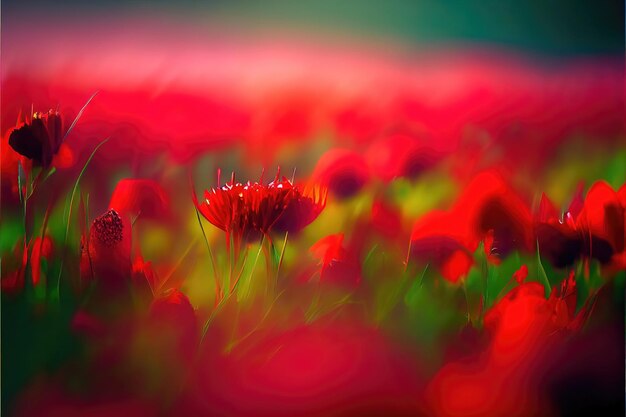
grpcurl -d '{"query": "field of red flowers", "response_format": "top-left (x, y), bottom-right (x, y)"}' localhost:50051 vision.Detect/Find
top-left (1, 17), bottom-right (625, 417)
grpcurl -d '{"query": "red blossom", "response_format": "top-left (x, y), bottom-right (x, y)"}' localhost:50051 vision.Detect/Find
top-left (536, 181), bottom-right (625, 269)
top-left (410, 211), bottom-right (474, 283)
top-left (195, 170), bottom-right (325, 241)
top-left (366, 133), bottom-right (440, 182)
top-left (410, 171), bottom-right (534, 283)
top-left (271, 183), bottom-right (327, 235)
top-left (460, 171), bottom-right (534, 258)
top-left (427, 273), bottom-right (590, 417)
top-left (312, 149), bottom-right (370, 198)
top-left (87, 209), bottom-right (132, 294)
top-left (7, 110), bottom-right (68, 169)
top-left (109, 179), bottom-right (170, 221)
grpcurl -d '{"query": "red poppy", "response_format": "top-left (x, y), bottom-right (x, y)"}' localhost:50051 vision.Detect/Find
top-left (575, 181), bottom-right (624, 260)
top-left (536, 181), bottom-right (625, 269)
top-left (109, 178), bottom-right (170, 221)
top-left (366, 133), bottom-right (440, 182)
top-left (409, 171), bottom-right (534, 282)
top-left (534, 191), bottom-right (596, 268)
top-left (7, 110), bottom-right (68, 169)
top-left (409, 211), bottom-right (474, 283)
top-left (460, 171), bottom-right (534, 260)
top-left (427, 272), bottom-right (589, 417)
top-left (312, 149), bottom-right (370, 198)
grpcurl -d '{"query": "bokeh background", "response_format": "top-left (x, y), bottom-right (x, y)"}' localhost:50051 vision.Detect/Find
top-left (2, 1), bottom-right (624, 416)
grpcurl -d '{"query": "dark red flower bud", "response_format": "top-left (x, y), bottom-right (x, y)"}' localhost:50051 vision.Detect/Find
top-left (8, 110), bottom-right (64, 168)
top-left (88, 209), bottom-right (132, 293)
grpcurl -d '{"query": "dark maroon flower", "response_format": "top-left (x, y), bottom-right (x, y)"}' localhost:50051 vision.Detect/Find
top-left (8, 110), bottom-right (64, 168)
top-left (535, 182), bottom-right (623, 269)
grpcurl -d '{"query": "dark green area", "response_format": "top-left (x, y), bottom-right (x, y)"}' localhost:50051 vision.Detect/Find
top-left (3, 0), bottom-right (624, 57)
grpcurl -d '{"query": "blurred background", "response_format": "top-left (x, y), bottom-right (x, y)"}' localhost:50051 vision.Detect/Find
top-left (1, 1), bottom-right (624, 416)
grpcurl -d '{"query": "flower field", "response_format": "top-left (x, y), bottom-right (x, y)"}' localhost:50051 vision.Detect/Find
top-left (1, 5), bottom-right (625, 417)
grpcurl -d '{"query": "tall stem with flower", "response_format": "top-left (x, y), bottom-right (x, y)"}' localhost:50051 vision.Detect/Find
top-left (193, 168), bottom-right (326, 343)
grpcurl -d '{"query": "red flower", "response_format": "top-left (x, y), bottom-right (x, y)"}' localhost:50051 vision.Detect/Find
top-left (410, 211), bottom-right (474, 283)
top-left (85, 209), bottom-right (132, 294)
top-left (272, 183), bottom-right (326, 235)
top-left (461, 172), bottom-right (534, 259)
top-left (312, 149), bottom-right (370, 198)
top-left (576, 181), bottom-right (624, 261)
top-left (109, 178), bottom-right (170, 221)
top-left (7, 110), bottom-right (68, 169)
top-left (427, 272), bottom-right (589, 417)
top-left (195, 170), bottom-right (325, 241)
top-left (366, 133), bottom-right (440, 182)
top-left (536, 181), bottom-right (625, 269)
top-left (409, 171), bottom-right (533, 282)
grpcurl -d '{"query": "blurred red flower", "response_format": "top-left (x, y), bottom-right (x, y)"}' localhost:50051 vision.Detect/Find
top-left (7, 110), bottom-right (73, 169)
top-left (459, 171), bottom-right (534, 260)
top-left (410, 211), bottom-right (474, 283)
top-left (536, 181), bottom-right (625, 270)
top-left (109, 178), bottom-right (170, 221)
top-left (312, 149), bottom-right (370, 199)
top-left (366, 133), bottom-right (440, 182)
top-left (427, 271), bottom-right (589, 417)
top-left (410, 170), bottom-right (534, 283)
